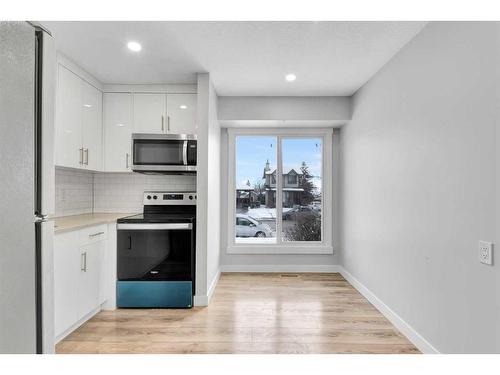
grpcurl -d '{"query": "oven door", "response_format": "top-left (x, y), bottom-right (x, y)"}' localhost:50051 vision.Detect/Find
top-left (117, 223), bottom-right (194, 284)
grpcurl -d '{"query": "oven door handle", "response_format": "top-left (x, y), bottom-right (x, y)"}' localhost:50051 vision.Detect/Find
top-left (117, 223), bottom-right (193, 230)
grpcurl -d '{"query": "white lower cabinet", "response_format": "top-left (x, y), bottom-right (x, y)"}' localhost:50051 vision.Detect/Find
top-left (54, 230), bottom-right (80, 338)
top-left (54, 224), bottom-right (108, 340)
top-left (77, 240), bottom-right (103, 320)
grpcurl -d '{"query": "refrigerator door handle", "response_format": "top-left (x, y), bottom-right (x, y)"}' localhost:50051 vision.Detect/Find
top-left (34, 214), bottom-right (48, 223)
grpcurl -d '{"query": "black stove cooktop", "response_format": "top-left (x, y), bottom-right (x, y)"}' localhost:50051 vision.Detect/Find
top-left (117, 213), bottom-right (196, 224)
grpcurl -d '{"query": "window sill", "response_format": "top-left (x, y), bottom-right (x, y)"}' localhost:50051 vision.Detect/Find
top-left (226, 245), bottom-right (333, 255)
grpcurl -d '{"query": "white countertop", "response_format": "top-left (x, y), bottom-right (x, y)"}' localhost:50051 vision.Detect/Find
top-left (53, 213), bottom-right (137, 234)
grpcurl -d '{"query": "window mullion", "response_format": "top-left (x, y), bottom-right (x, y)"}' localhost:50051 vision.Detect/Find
top-left (276, 136), bottom-right (283, 244)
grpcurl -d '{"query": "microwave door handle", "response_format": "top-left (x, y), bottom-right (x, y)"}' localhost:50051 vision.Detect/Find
top-left (183, 141), bottom-right (188, 166)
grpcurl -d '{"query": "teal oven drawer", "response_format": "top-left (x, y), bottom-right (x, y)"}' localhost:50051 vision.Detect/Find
top-left (117, 281), bottom-right (193, 308)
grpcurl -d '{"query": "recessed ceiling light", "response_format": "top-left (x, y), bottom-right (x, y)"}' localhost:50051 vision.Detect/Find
top-left (83, 104), bottom-right (92, 108)
top-left (179, 105), bottom-right (188, 110)
top-left (116, 123), bottom-right (125, 127)
top-left (127, 41), bottom-right (142, 52)
top-left (285, 73), bottom-right (296, 82)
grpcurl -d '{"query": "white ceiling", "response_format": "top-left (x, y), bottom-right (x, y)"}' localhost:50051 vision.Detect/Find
top-left (42, 21), bottom-right (426, 96)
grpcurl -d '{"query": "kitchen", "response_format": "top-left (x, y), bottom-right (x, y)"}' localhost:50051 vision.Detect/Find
top-left (1, 21), bottom-right (220, 354)
top-left (52, 50), bottom-right (202, 342)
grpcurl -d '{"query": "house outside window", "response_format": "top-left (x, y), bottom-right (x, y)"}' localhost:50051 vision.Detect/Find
top-left (227, 128), bottom-right (333, 254)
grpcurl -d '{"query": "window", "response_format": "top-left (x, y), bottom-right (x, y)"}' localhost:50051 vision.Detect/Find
top-left (228, 128), bottom-right (333, 254)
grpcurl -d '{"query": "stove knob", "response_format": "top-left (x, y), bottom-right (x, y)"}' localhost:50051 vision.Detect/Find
top-left (147, 195), bottom-right (152, 200)
top-left (153, 195), bottom-right (158, 200)
top-left (195, 195), bottom-right (197, 199)
top-left (189, 195), bottom-right (193, 200)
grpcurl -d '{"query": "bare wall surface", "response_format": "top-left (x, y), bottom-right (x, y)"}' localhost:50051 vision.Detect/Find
top-left (341, 22), bottom-right (499, 353)
top-left (196, 73), bottom-right (222, 302)
top-left (218, 96), bottom-right (351, 121)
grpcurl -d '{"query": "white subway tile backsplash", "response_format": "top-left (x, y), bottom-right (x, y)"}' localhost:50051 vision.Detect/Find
top-left (55, 168), bottom-right (196, 216)
top-left (55, 168), bottom-right (94, 216)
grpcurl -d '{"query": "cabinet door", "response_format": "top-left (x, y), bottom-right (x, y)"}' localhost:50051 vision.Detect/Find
top-left (103, 93), bottom-right (133, 172)
top-left (82, 80), bottom-right (103, 171)
top-left (54, 231), bottom-right (79, 338)
top-left (99, 236), bottom-right (107, 304)
top-left (55, 65), bottom-right (83, 168)
top-left (166, 94), bottom-right (197, 134)
top-left (77, 240), bottom-right (103, 320)
top-left (133, 93), bottom-right (166, 134)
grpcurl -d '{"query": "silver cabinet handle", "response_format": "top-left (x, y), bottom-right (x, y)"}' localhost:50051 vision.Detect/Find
top-left (79, 148), bottom-right (83, 165)
top-left (167, 115), bottom-right (170, 133)
top-left (161, 115), bottom-right (164, 132)
top-left (81, 252), bottom-right (87, 272)
top-left (126, 153), bottom-right (130, 169)
top-left (84, 148), bottom-right (89, 165)
top-left (89, 231), bottom-right (105, 238)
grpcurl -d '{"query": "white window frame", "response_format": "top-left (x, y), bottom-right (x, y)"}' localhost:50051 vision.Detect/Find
top-left (227, 127), bottom-right (333, 254)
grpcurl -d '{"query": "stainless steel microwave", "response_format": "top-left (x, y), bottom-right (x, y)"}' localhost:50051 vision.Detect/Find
top-left (131, 133), bottom-right (197, 174)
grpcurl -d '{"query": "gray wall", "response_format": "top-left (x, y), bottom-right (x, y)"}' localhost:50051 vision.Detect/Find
top-left (340, 22), bottom-right (500, 353)
top-left (218, 96), bottom-right (351, 122)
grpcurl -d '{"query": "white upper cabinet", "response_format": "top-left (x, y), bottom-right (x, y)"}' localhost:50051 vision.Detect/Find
top-left (55, 65), bottom-right (83, 169)
top-left (133, 93), bottom-right (166, 134)
top-left (103, 93), bottom-right (133, 172)
top-left (166, 93), bottom-right (197, 134)
top-left (82, 81), bottom-right (103, 171)
top-left (55, 63), bottom-right (103, 171)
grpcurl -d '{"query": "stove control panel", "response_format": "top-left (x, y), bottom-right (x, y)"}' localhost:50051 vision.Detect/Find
top-left (143, 192), bottom-right (197, 205)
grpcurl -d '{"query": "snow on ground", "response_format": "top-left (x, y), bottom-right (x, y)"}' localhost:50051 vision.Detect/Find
top-left (245, 207), bottom-right (292, 220)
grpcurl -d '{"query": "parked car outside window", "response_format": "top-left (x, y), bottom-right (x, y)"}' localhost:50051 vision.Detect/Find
top-left (282, 205), bottom-right (319, 220)
top-left (236, 214), bottom-right (273, 238)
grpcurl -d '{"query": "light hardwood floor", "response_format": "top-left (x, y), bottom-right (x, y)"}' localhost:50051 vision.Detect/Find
top-left (56, 273), bottom-right (419, 354)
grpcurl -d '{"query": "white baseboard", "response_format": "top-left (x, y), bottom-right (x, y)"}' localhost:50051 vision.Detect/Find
top-left (207, 268), bottom-right (221, 303)
top-left (193, 268), bottom-right (221, 307)
top-left (193, 294), bottom-right (208, 306)
top-left (339, 267), bottom-right (439, 354)
top-left (220, 264), bottom-right (342, 273)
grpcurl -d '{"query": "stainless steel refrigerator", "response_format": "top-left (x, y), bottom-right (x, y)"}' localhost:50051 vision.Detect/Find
top-left (0, 21), bottom-right (56, 354)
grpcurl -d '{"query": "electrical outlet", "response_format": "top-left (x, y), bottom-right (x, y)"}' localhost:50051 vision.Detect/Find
top-left (478, 241), bottom-right (493, 265)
